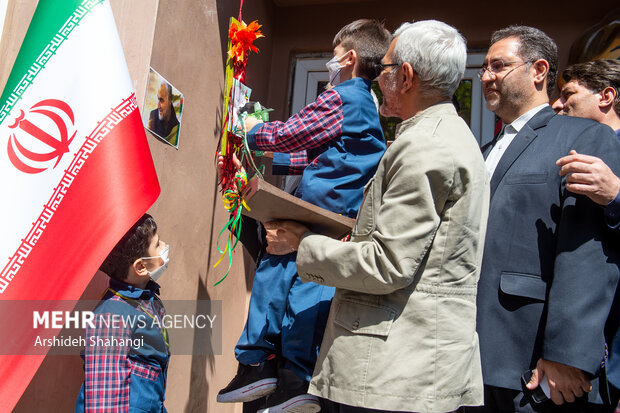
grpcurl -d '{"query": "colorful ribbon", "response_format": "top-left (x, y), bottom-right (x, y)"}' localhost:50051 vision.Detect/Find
top-left (214, 7), bottom-right (265, 286)
top-left (213, 172), bottom-right (251, 285)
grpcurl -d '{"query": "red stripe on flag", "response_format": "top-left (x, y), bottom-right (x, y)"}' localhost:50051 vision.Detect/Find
top-left (0, 106), bottom-right (159, 410)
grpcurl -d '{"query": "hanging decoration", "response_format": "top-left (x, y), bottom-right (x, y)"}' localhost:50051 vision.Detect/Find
top-left (214, 6), bottom-right (265, 285)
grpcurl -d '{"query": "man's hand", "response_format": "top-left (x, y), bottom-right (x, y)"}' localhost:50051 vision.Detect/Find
top-left (264, 221), bottom-right (310, 255)
top-left (244, 116), bottom-right (263, 133)
top-left (556, 150), bottom-right (620, 206)
top-left (526, 359), bottom-right (591, 404)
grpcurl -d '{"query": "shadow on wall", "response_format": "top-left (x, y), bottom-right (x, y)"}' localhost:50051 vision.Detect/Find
top-left (567, 7), bottom-right (619, 65)
top-left (184, 274), bottom-right (215, 413)
top-left (12, 356), bottom-right (84, 411)
top-left (216, 0), bottom-right (239, 68)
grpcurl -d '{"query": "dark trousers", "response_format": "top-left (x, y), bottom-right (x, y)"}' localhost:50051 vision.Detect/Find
top-left (461, 385), bottom-right (611, 413)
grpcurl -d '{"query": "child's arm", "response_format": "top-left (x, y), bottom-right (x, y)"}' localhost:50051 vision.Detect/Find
top-left (272, 151), bottom-right (309, 175)
top-left (83, 313), bottom-right (133, 412)
top-left (247, 89), bottom-right (343, 153)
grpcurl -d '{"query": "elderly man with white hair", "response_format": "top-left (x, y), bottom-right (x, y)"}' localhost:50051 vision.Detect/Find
top-left (265, 20), bottom-right (489, 413)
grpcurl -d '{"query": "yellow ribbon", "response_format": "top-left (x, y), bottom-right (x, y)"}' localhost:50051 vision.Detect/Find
top-left (214, 172), bottom-right (251, 285)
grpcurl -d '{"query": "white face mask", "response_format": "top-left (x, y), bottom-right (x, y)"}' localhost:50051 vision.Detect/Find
top-left (141, 245), bottom-right (170, 282)
top-left (325, 51), bottom-right (350, 87)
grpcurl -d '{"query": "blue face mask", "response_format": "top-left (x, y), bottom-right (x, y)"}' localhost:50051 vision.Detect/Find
top-left (141, 245), bottom-right (170, 282)
top-left (325, 51), bottom-right (351, 87)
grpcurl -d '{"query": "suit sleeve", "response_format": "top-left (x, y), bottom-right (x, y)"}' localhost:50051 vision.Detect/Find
top-left (543, 123), bottom-right (620, 375)
top-left (296, 132), bottom-right (454, 294)
top-left (605, 193), bottom-right (620, 233)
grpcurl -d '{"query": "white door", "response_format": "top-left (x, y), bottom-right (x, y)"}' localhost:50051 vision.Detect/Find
top-left (290, 56), bottom-right (331, 115)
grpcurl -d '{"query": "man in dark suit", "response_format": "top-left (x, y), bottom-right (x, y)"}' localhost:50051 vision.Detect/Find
top-left (554, 59), bottom-right (620, 408)
top-left (469, 26), bottom-right (620, 412)
top-left (555, 60), bottom-right (620, 235)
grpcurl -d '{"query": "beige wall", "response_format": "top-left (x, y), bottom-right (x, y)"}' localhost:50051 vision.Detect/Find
top-left (1, 0), bottom-right (617, 411)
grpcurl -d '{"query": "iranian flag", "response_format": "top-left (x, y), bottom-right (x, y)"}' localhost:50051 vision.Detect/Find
top-left (0, 0), bottom-right (160, 409)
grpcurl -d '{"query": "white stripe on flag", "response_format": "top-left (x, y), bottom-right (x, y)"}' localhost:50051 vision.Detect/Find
top-left (0, 2), bottom-right (133, 275)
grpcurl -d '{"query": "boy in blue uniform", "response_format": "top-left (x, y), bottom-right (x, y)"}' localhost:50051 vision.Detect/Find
top-left (75, 214), bottom-right (170, 412)
top-left (217, 19), bottom-right (390, 412)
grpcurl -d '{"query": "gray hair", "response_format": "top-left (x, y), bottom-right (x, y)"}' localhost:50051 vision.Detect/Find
top-left (160, 81), bottom-right (173, 99)
top-left (392, 20), bottom-right (466, 98)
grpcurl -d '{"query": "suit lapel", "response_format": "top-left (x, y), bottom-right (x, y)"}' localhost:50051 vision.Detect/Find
top-left (481, 134), bottom-right (498, 159)
top-left (482, 123), bottom-right (508, 159)
top-left (489, 106), bottom-right (556, 198)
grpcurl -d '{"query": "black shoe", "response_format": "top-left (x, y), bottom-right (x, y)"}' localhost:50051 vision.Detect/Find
top-left (217, 358), bottom-right (278, 403)
top-left (257, 368), bottom-right (320, 412)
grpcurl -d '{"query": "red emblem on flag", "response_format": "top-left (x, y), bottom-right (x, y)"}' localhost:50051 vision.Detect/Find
top-left (7, 99), bottom-right (76, 174)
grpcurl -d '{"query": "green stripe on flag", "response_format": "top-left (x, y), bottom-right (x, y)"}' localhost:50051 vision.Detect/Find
top-left (0, 0), bottom-right (104, 125)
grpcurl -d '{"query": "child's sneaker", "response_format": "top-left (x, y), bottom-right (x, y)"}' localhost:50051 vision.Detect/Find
top-left (217, 358), bottom-right (277, 403)
top-left (257, 368), bottom-right (320, 412)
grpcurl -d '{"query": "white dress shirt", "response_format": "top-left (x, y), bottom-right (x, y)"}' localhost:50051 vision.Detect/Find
top-left (485, 104), bottom-right (549, 178)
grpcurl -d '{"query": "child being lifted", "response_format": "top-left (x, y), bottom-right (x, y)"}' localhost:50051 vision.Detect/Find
top-left (217, 19), bottom-right (391, 413)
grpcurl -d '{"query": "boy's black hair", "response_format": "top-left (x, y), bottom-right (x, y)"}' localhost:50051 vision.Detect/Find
top-left (333, 19), bottom-right (391, 80)
top-left (99, 214), bottom-right (157, 281)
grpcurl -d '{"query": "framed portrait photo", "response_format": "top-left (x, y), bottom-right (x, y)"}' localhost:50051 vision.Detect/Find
top-left (143, 67), bottom-right (184, 148)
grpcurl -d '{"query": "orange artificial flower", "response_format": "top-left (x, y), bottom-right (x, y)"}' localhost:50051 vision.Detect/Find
top-left (228, 20), bottom-right (264, 63)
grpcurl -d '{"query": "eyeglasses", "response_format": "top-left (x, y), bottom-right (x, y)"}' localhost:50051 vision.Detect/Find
top-left (477, 60), bottom-right (530, 80)
top-left (380, 62), bottom-right (401, 71)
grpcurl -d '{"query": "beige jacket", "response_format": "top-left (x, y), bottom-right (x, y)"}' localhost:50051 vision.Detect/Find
top-left (297, 102), bottom-right (489, 412)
